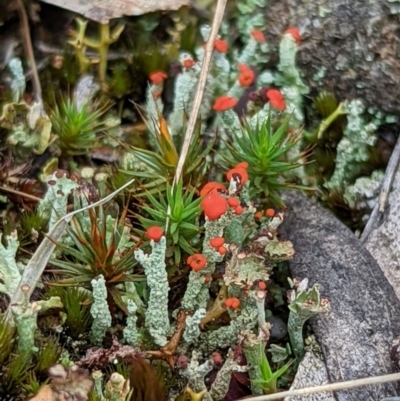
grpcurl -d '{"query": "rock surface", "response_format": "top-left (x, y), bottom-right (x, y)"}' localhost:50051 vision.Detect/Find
top-left (39, 0), bottom-right (190, 23)
top-left (284, 351), bottom-right (335, 401)
top-left (281, 192), bottom-right (400, 401)
top-left (264, 0), bottom-right (400, 122)
top-left (364, 167), bottom-right (400, 302)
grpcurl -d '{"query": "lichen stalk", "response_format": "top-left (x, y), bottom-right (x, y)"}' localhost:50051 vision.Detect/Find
top-left (184, 308), bottom-right (206, 345)
top-left (179, 350), bottom-right (214, 394)
top-left (134, 236), bottom-right (170, 347)
top-left (287, 278), bottom-right (331, 360)
top-left (11, 285), bottom-right (41, 356)
top-left (123, 300), bottom-right (139, 346)
top-left (104, 372), bottom-right (131, 401)
top-left (0, 231), bottom-right (21, 297)
top-left (181, 213), bottom-right (231, 311)
top-left (240, 330), bottom-right (267, 396)
top-left (209, 348), bottom-right (250, 400)
top-left (90, 274), bottom-right (112, 345)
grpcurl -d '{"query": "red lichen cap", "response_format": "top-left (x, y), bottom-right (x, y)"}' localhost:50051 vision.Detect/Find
top-left (231, 297), bottom-right (241, 309)
top-left (254, 211), bottom-right (264, 219)
top-left (235, 205), bottom-right (243, 215)
top-left (266, 208), bottom-right (275, 218)
top-left (227, 197), bottom-right (240, 208)
top-left (187, 254), bottom-right (208, 272)
top-left (218, 246), bottom-right (227, 256)
top-left (214, 38), bottom-right (229, 53)
top-left (210, 237), bottom-right (225, 249)
top-left (149, 71), bottom-right (168, 85)
top-left (183, 59), bottom-right (195, 68)
top-left (285, 27), bottom-right (301, 44)
top-left (236, 162), bottom-right (249, 169)
top-left (145, 226), bottom-right (164, 242)
top-left (266, 89), bottom-right (286, 111)
top-left (225, 297), bottom-right (240, 309)
top-left (225, 298), bottom-right (234, 308)
top-left (213, 95), bottom-right (238, 112)
top-left (238, 64), bottom-right (255, 87)
top-left (227, 167), bottom-right (249, 184)
top-left (201, 193), bottom-right (228, 220)
top-left (251, 29), bottom-right (267, 43)
top-left (200, 182), bottom-right (226, 197)
top-left (258, 281), bottom-right (267, 291)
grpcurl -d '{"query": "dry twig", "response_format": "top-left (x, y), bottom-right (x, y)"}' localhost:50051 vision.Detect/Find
top-left (15, 0), bottom-right (42, 103)
top-left (0, 185), bottom-right (42, 202)
top-left (165, 0), bottom-right (227, 233)
top-left (173, 0), bottom-right (227, 184)
top-left (241, 372), bottom-right (400, 401)
top-left (146, 310), bottom-right (188, 366)
top-left (361, 137), bottom-right (400, 242)
top-left (6, 178), bottom-right (136, 322)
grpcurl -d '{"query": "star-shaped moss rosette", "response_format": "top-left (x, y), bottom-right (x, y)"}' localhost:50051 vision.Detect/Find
top-left (50, 96), bottom-right (112, 157)
top-left (136, 180), bottom-right (202, 264)
top-left (121, 95), bottom-right (214, 193)
top-left (48, 205), bottom-right (142, 314)
top-left (222, 114), bottom-right (309, 207)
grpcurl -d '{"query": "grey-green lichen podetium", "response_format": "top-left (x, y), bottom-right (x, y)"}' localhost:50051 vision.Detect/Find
top-left (90, 274), bottom-right (112, 345)
top-left (11, 285), bottom-right (41, 357)
top-left (134, 236), bottom-right (170, 347)
top-left (325, 99), bottom-right (378, 191)
top-left (0, 100), bottom-right (51, 162)
top-left (387, 0), bottom-right (400, 14)
top-left (287, 278), bottom-right (331, 360)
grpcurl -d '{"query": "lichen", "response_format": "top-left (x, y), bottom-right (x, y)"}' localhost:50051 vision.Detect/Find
top-left (8, 57), bottom-right (25, 103)
top-left (223, 249), bottom-right (269, 289)
top-left (90, 275), bottom-right (112, 345)
top-left (343, 170), bottom-right (384, 214)
top-left (73, 74), bottom-right (100, 111)
top-left (184, 308), bottom-right (206, 345)
top-left (0, 100), bottom-right (51, 161)
top-left (198, 301), bottom-right (258, 353)
top-left (134, 236), bottom-right (170, 347)
top-left (325, 99), bottom-right (378, 191)
top-left (123, 299), bottom-right (138, 347)
top-left (224, 209), bottom-right (257, 248)
top-left (179, 350), bottom-right (214, 393)
top-left (276, 33), bottom-right (309, 183)
top-left (239, 330), bottom-right (266, 395)
top-left (169, 53), bottom-right (201, 137)
top-left (0, 230), bottom-right (22, 297)
top-left (104, 372), bottom-right (131, 401)
top-left (287, 278), bottom-right (331, 360)
top-left (38, 171), bottom-right (79, 230)
top-left (181, 214), bottom-right (231, 312)
top-left (11, 287), bottom-right (41, 356)
top-left (235, 0), bottom-right (267, 39)
top-left (209, 348), bottom-right (250, 400)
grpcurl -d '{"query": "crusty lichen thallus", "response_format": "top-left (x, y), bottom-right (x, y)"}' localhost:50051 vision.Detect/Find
top-left (134, 236), bottom-right (170, 347)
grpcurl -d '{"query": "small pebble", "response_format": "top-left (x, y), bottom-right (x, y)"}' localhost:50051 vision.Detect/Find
top-left (266, 315), bottom-right (287, 341)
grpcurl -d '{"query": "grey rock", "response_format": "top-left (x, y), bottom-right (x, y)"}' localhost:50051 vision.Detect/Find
top-left (284, 351), bottom-right (335, 401)
top-left (264, 0), bottom-right (400, 123)
top-left (266, 315), bottom-right (288, 342)
top-left (281, 192), bottom-right (400, 401)
top-left (39, 0), bottom-right (190, 24)
top-left (364, 166), bottom-right (400, 302)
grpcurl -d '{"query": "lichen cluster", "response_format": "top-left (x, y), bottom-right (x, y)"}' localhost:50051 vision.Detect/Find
top-left (4, 1), bottom-right (393, 399)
